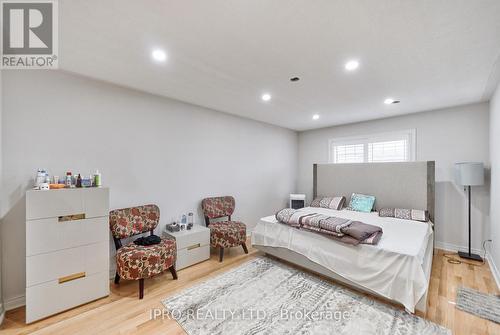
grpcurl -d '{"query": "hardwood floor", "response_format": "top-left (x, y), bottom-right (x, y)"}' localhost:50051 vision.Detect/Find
top-left (1, 243), bottom-right (499, 335)
top-left (426, 249), bottom-right (500, 335)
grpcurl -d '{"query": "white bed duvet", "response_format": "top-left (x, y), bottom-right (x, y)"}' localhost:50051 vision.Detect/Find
top-left (251, 207), bottom-right (434, 312)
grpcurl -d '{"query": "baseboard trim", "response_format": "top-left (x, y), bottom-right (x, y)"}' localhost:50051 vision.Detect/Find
top-left (435, 241), bottom-right (500, 290)
top-left (487, 254), bottom-right (500, 291)
top-left (434, 241), bottom-right (482, 255)
top-left (4, 294), bottom-right (25, 311)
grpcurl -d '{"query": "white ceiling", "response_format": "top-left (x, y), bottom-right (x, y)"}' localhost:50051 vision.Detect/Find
top-left (59, 0), bottom-right (500, 131)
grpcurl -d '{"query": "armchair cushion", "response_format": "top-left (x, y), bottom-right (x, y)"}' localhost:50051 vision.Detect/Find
top-left (116, 238), bottom-right (176, 280)
top-left (208, 221), bottom-right (246, 248)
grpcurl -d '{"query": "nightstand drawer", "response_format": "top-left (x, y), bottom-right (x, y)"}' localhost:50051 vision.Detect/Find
top-left (174, 229), bottom-right (210, 250)
top-left (176, 244), bottom-right (210, 270)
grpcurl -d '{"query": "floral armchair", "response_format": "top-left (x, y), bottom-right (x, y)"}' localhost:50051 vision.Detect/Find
top-left (109, 204), bottom-right (177, 299)
top-left (201, 196), bottom-right (248, 262)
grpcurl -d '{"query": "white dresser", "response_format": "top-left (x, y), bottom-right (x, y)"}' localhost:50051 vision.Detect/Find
top-left (25, 188), bottom-right (110, 323)
top-left (163, 225), bottom-right (210, 270)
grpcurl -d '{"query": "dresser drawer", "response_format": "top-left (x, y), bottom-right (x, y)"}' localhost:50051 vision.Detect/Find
top-left (26, 216), bottom-right (109, 256)
top-left (26, 188), bottom-right (109, 220)
top-left (26, 271), bottom-right (109, 323)
top-left (176, 244), bottom-right (210, 270)
top-left (82, 188), bottom-right (110, 218)
top-left (174, 229), bottom-right (210, 250)
top-left (26, 242), bottom-right (109, 287)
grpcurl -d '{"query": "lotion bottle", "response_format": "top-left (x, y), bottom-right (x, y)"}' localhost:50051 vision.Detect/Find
top-left (94, 169), bottom-right (102, 187)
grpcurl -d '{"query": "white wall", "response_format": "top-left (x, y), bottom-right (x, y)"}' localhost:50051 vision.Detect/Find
top-left (489, 83), bottom-right (500, 286)
top-left (0, 70), bottom-right (298, 308)
top-left (1, 69), bottom-right (496, 308)
top-left (298, 103), bottom-right (490, 253)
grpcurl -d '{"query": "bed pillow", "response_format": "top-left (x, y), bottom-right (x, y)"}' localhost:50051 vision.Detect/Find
top-left (310, 198), bottom-right (321, 207)
top-left (379, 208), bottom-right (429, 222)
top-left (310, 196), bottom-right (346, 210)
top-left (409, 209), bottom-right (430, 222)
top-left (378, 208), bottom-right (395, 217)
top-left (348, 193), bottom-right (376, 213)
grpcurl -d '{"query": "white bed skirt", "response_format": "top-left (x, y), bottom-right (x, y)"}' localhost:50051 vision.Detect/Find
top-left (251, 215), bottom-right (434, 313)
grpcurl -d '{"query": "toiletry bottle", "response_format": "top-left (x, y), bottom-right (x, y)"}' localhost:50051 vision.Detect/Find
top-left (94, 169), bottom-right (102, 187)
top-left (65, 172), bottom-right (72, 188)
top-left (35, 169), bottom-right (45, 189)
top-left (76, 174), bottom-right (82, 188)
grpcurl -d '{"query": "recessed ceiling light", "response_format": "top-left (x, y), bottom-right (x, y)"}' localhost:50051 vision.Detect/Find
top-left (312, 114), bottom-right (320, 120)
top-left (384, 98), bottom-right (395, 105)
top-left (345, 60), bottom-right (360, 71)
top-left (261, 93), bottom-right (272, 102)
top-left (152, 49), bottom-right (167, 62)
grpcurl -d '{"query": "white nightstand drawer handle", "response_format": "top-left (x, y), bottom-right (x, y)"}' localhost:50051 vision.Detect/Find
top-left (187, 243), bottom-right (201, 250)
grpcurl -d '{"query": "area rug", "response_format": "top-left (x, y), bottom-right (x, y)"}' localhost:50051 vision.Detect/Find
top-left (162, 257), bottom-right (450, 335)
top-left (456, 286), bottom-right (500, 323)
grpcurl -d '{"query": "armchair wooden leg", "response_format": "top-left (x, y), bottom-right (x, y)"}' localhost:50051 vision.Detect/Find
top-left (114, 272), bottom-right (120, 284)
top-left (219, 247), bottom-right (224, 262)
top-left (169, 265), bottom-right (178, 280)
top-left (241, 242), bottom-right (248, 254)
top-left (139, 278), bottom-right (144, 299)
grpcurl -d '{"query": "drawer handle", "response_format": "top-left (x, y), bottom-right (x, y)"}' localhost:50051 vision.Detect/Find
top-left (187, 243), bottom-right (201, 250)
top-left (58, 272), bottom-right (86, 284)
top-left (58, 213), bottom-right (86, 222)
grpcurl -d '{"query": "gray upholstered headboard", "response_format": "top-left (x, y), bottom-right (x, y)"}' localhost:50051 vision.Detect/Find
top-left (313, 161), bottom-right (435, 221)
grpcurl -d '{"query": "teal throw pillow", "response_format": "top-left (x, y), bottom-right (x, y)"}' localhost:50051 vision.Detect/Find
top-left (349, 193), bottom-right (376, 213)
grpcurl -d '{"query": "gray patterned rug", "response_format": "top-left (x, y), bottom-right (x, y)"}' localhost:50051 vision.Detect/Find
top-left (456, 287), bottom-right (500, 323)
top-left (162, 257), bottom-right (450, 335)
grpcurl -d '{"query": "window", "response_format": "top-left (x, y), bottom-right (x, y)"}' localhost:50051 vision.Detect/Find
top-left (329, 129), bottom-right (416, 164)
top-left (332, 143), bottom-right (365, 163)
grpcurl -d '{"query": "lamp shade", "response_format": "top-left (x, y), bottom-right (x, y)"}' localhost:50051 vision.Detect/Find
top-left (455, 162), bottom-right (484, 186)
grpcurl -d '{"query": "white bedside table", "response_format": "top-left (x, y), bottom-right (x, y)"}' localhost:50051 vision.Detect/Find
top-left (163, 225), bottom-right (210, 270)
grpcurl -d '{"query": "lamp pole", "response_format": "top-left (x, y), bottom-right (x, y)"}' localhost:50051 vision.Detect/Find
top-left (468, 185), bottom-right (471, 257)
top-left (458, 184), bottom-right (482, 261)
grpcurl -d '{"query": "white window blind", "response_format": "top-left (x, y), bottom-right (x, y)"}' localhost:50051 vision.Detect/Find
top-left (329, 130), bottom-right (415, 164)
top-left (333, 143), bottom-right (364, 163)
top-left (368, 140), bottom-right (408, 162)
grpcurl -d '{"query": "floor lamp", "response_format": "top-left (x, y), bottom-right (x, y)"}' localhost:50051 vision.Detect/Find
top-left (455, 162), bottom-right (484, 261)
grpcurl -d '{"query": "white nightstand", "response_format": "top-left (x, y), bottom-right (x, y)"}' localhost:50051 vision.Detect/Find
top-left (163, 225), bottom-right (210, 270)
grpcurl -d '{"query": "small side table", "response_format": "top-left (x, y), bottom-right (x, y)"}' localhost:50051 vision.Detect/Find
top-left (163, 225), bottom-right (210, 270)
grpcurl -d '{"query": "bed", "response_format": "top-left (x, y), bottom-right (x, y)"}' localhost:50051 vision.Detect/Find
top-left (251, 161), bottom-right (435, 314)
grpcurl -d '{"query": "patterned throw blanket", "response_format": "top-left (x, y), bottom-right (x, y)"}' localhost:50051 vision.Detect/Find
top-left (276, 208), bottom-right (383, 245)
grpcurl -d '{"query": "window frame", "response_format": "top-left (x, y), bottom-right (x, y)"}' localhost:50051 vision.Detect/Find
top-left (328, 129), bottom-right (416, 164)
